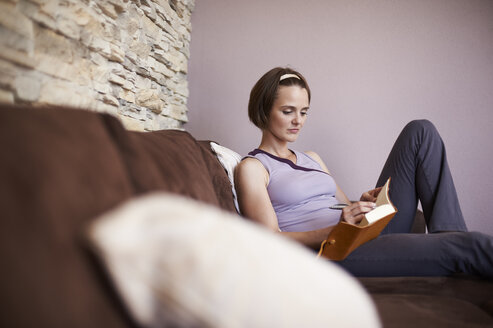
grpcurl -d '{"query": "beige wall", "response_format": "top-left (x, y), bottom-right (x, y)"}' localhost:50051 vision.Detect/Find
top-left (0, 0), bottom-right (194, 131)
top-left (187, 0), bottom-right (493, 234)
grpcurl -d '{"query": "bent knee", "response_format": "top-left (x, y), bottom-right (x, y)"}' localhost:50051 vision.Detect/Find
top-left (403, 119), bottom-right (440, 141)
top-left (404, 119), bottom-right (435, 132)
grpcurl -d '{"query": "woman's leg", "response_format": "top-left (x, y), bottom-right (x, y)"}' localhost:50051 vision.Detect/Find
top-left (377, 120), bottom-right (467, 233)
top-left (337, 120), bottom-right (489, 278)
top-left (336, 232), bottom-right (493, 278)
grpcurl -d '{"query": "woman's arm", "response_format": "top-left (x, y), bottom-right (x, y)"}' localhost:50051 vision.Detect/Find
top-left (306, 151), bottom-right (377, 225)
top-left (280, 227), bottom-right (336, 250)
top-left (235, 153), bottom-right (376, 249)
top-left (234, 158), bottom-right (336, 249)
top-left (234, 158), bottom-right (280, 231)
top-left (305, 151), bottom-right (351, 204)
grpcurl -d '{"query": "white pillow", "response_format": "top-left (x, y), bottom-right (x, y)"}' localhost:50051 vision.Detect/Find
top-left (210, 142), bottom-right (242, 212)
top-left (87, 193), bottom-right (381, 328)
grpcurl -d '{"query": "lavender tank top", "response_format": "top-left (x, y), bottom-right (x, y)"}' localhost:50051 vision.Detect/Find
top-left (247, 149), bottom-right (341, 232)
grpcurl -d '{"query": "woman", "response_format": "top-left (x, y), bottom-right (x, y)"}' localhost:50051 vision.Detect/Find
top-left (235, 67), bottom-right (493, 278)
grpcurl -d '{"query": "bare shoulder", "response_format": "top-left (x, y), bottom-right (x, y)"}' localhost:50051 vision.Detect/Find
top-left (304, 150), bottom-right (323, 162)
top-left (304, 150), bottom-right (331, 175)
top-left (236, 157), bottom-right (265, 174)
top-left (235, 157), bottom-right (268, 183)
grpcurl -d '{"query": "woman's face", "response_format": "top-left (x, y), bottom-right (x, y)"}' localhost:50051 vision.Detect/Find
top-left (265, 85), bottom-right (310, 143)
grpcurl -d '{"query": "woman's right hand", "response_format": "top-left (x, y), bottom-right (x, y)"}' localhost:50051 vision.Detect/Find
top-left (340, 201), bottom-right (376, 225)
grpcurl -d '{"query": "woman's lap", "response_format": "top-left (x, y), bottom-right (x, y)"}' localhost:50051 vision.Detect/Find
top-left (335, 232), bottom-right (493, 278)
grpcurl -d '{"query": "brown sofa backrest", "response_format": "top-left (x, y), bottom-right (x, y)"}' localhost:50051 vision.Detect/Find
top-left (0, 104), bottom-right (236, 327)
top-left (102, 114), bottom-right (236, 212)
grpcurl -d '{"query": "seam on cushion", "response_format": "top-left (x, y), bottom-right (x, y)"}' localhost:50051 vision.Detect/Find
top-left (99, 113), bottom-right (140, 194)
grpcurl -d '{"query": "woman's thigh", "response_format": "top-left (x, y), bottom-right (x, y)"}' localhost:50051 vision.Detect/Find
top-left (335, 232), bottom-right (493, 278)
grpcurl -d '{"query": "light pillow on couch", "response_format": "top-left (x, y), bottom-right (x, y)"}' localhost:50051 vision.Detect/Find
top-left (210, 142), bottom-right (242, 212)
top-left (87, 193), bottom-right (380, 328)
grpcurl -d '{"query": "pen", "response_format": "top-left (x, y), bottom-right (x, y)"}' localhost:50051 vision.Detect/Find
top-left (330, 203), bottom-right (349, 210)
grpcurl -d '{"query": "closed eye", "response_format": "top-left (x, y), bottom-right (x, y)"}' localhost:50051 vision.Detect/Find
top-left (280, 106), bottom-right (309, 116)
top-left (281, 107), bottom-right (294, 115)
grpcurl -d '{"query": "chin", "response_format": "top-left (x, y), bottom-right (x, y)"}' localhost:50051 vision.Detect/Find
top-left (285, 135), bottom-right (299, 142)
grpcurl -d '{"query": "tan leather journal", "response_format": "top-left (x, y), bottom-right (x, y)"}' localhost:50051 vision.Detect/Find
top-left (318, 178), bottom-right (396, 261)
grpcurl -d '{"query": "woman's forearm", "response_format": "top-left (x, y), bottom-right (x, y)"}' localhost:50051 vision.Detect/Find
top-left (280, 226), bottom-right (335, 250)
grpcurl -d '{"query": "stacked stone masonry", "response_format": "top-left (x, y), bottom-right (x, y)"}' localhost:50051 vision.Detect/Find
top-left (0, 0), bottom-right (194, 130)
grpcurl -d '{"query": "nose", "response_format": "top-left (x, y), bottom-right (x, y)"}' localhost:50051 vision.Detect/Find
top-left (292, 113), bottom-right (302, 125)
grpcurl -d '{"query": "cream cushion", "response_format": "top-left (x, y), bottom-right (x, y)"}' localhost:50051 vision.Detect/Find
top-left (87, 193), bottom-right (381, 328)
top-left (210, 142), bottom-right (242, 212)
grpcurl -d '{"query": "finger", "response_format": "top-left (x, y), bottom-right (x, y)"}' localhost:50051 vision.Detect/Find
top-left (371, 187), bottom-right (383, 197)
top-left (360, 192), bottom-right (372, 201)
top-left (344, 213), bottom-right (366, 225)
top-left (340, 212), bottom-right (357, 225)
top-left (365, 193), bottom-right (377, 202)
top-left (348, 202), bottom-right (376, 216)
top-left (351, 214), bottom-right (366, 224)
top-left (342, 201), bottom-right (375, 217)
top-left (341, 206), bottom-right (358, 223)
top-left (354, 201), bottom-right (377, 210)
top-left (346, 202), bottom-right (375, 211)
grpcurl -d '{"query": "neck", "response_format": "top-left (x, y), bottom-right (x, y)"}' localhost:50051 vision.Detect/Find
top-left (259, 133), bottom-right (290, 158)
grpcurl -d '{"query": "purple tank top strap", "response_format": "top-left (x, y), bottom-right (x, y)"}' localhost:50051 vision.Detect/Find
top-left (246, 149), bottom-right (328, 175)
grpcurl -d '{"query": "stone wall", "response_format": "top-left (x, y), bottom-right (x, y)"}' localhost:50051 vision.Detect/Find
top-left (0, 0), bottom-right (194, 131)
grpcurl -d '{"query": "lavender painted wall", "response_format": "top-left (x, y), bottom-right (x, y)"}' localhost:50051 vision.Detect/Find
top-left (186, 0), bottom-right (493, 234)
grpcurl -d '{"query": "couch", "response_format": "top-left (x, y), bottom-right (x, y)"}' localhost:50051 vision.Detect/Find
top-left (1, 104), bottom-right (492, 327)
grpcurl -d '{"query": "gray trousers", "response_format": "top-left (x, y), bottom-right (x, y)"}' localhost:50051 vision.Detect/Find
top-left (337, 120), bottom-right (493, 278)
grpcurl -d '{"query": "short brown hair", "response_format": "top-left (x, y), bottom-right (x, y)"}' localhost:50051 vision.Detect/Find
top-left (248, 67), bottom-right (311, 129)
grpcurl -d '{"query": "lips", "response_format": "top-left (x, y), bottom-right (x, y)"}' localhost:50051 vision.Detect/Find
top-left (288, 129), bottom-right (299, 133)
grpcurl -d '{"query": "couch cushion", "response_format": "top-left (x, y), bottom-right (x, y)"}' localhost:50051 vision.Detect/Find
top-left (359, 276), bottom-right (493, 327)
top-left (0, 105), bottom-right (134, 328)
top-left (87, 192), bottom-right (381, 328)
top-left (103, 120), bottom-right (231, 210)
top-left (372, 294), bottom-right (493, 328)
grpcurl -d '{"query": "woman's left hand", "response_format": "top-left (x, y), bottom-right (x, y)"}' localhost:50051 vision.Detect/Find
top-left (360, 187), bottom-right (382, 202)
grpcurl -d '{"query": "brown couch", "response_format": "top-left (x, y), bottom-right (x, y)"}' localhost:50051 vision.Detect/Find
top-left (1, 104), bottom-right (492, 327)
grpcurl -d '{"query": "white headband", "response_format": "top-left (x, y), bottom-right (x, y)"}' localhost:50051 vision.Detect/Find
top-left (280, 73), bottom-right (300, 81)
